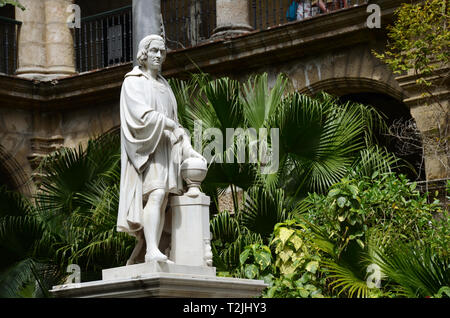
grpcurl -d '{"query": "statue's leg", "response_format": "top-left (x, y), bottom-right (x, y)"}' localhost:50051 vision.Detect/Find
top-left (143, 188), bottom-right (168, 262)
top-left (157, 193), bottom-right (169, 244)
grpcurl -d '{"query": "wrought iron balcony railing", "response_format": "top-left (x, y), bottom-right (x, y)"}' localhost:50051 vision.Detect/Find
top-left (75, 6), bottom-right (133, 73)
top-left (0, 16), bottom-right (21, 75)
top-left (250, 0), bottom-right (369, 30)
top-left (162, 0), bottom-right (216, 50)
top-left (74, 0), bottom-right (369, 73)
top-left (75, 1), bottom-right (217, 73)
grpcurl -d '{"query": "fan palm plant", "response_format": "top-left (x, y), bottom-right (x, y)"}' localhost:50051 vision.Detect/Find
top-left (171, 72), bottom-right (396, 206)
top-left (0, 186), bottom-right (62, 297)
top-left (34, 132), bottom-right (134, 278)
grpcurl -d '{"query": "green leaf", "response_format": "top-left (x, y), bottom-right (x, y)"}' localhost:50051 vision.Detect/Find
top-left (347, 184), bottom-right (359, 196)
top-left (328, 188), bottom-right (341, 197)
top-left (244, 264), bottom-right (259, 279)
top-left (298, 288), bottom-right (310, 298)
top-left (337, 197), bottom-right (347, 208)
top-left (279, 228), bottom-right (295, 245)
top-left (305, 284), bottom-right (317, 291)
top-left (239, 248), bottom-right (251, 265)
top-left (290, 234), bottom-right (304, 251)
top-left (306, 261), bottom-right (319, 274)
top-left (255, 250), bottom-right (272, 270)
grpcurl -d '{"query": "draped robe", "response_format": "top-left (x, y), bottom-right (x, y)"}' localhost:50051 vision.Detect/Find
top-left (117, 66), bottom-right (183, 235)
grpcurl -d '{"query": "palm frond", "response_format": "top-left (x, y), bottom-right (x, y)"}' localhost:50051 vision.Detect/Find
top-left (240, 187), bottom-right (288, 242)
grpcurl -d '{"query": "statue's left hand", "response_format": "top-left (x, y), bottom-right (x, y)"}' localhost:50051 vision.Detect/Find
top-left (188, 147), bottom-right (207, 164)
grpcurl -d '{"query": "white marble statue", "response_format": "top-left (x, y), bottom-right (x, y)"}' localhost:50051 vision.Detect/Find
top-left (117, 34), bottom-right (205, 265)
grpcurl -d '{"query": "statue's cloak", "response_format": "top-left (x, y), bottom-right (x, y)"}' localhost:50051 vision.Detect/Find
top-left (117, 66), bottom-right (182, 235)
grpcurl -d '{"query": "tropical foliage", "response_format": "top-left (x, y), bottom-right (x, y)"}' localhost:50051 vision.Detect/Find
top-left (170, 72), bottom-right (403, 278)
top-left (0, 133), bottom-right (133, 297)
top-left (1, 71), bottom-right (446, 298)
top-left (228, 172), bottom-right (449, 298)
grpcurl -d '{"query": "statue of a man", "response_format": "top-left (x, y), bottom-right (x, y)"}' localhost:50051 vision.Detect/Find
top-left (117, 34), bottom-right (204, 264)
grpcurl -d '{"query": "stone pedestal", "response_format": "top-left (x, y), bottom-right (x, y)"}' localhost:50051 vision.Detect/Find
top-left (170, 193), bottom-right (212, 267)
top-left (51, 261), bottom-right (267, 298)
top-left (51, 192), bottom-right (267, 298)
top-left (211, 0), bottom-right (253, 38)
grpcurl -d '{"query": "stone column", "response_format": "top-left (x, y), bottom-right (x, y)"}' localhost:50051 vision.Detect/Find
top-left (132, 0), bottom-right (162, 65)
top-left (15, 0), bottom-right (47, 77)
top-left (15, 0), bottom-right (75, 80)
top-left (44, 0), bottom-right (76, 76)
top-left (212, 0), bottom-right (253, 38)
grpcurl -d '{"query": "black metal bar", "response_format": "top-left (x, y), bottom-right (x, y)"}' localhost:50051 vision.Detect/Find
top-left (13, 24), bottom-right (17, 73)
top-left (89, 21), bottom-right (94, 70)
top-left (259, 0), bottom-right (262, 29)
top-left (95, 20), bottom-right (100, 69)
top-left (83, 21), bottom-right (88, 71)
top-left (4, 26), bottom-right (8, 74)
top-left (100, 18), bottom-right (105, 68)
top-left (77, 26), bottom-right (82, 72)
top-left (182, 0), bottom-right (186, 48)
top-left (175, 0), bottom-right (179, 48)
top-left (273, 0), bottom-right (277, 25)
top-left (128, 10), bottom-right (132, 61)
top-left (106, 15), bottom-right (111, 66)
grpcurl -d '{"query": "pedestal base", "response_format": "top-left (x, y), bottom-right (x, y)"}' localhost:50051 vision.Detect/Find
top-left (51, 261), bottom-right (267, 298)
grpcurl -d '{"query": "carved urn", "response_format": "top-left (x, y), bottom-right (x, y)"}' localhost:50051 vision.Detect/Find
top-left (180, 157), bottom-right (207, 197)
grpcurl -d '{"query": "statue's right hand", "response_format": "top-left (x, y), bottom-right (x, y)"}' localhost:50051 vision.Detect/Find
top-left (173, 127), bottom-right (186, 142)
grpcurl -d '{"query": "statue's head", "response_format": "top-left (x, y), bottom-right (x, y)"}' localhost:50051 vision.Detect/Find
top-left (137, 34), bottom-right (167, 71)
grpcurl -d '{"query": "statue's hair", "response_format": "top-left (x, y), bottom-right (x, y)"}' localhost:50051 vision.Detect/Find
top-left (136, 34), bottom-right (166, 68)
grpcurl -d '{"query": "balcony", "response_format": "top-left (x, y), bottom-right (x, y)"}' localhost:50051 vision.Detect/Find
top-left (0, 16), bottom-right (20, 75)
top-left (74, 0), bottom-right (369, 73)
top-left (250, 0), bottom-right (368, 29)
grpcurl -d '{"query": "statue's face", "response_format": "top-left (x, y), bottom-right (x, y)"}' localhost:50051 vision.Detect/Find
top-left (146, 40), bottom-right (166, 70)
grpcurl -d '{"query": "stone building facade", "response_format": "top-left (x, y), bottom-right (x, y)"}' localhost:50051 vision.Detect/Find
top-left (0, 0), bottom-right (448, 199)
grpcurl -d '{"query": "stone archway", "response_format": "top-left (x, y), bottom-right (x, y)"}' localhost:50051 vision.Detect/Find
top-left (297, 77), bottom-right (425, 181)
top-left (0, 145), bottom-right (32, 195)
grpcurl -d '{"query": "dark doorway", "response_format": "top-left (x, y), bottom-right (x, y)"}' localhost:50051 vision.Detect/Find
top-left (339, 92), bottom-right (425, 181)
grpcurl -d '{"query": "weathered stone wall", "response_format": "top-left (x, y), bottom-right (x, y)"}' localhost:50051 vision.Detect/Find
top-left (1, 0), bottom-right (445, 197)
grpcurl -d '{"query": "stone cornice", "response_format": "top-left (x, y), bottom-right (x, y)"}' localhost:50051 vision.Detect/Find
top-left (0, 0), bottom-right (404, 111)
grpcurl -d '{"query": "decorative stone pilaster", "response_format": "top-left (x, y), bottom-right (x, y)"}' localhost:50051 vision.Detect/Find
top-left (15, 0), bottom-right (75, 80)
top-left (396, 67), bottom-right (450, 180)
top-left (211, 0), bottom-right (253, 38)
top-left (27, 135), bottom-right (65, 186)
